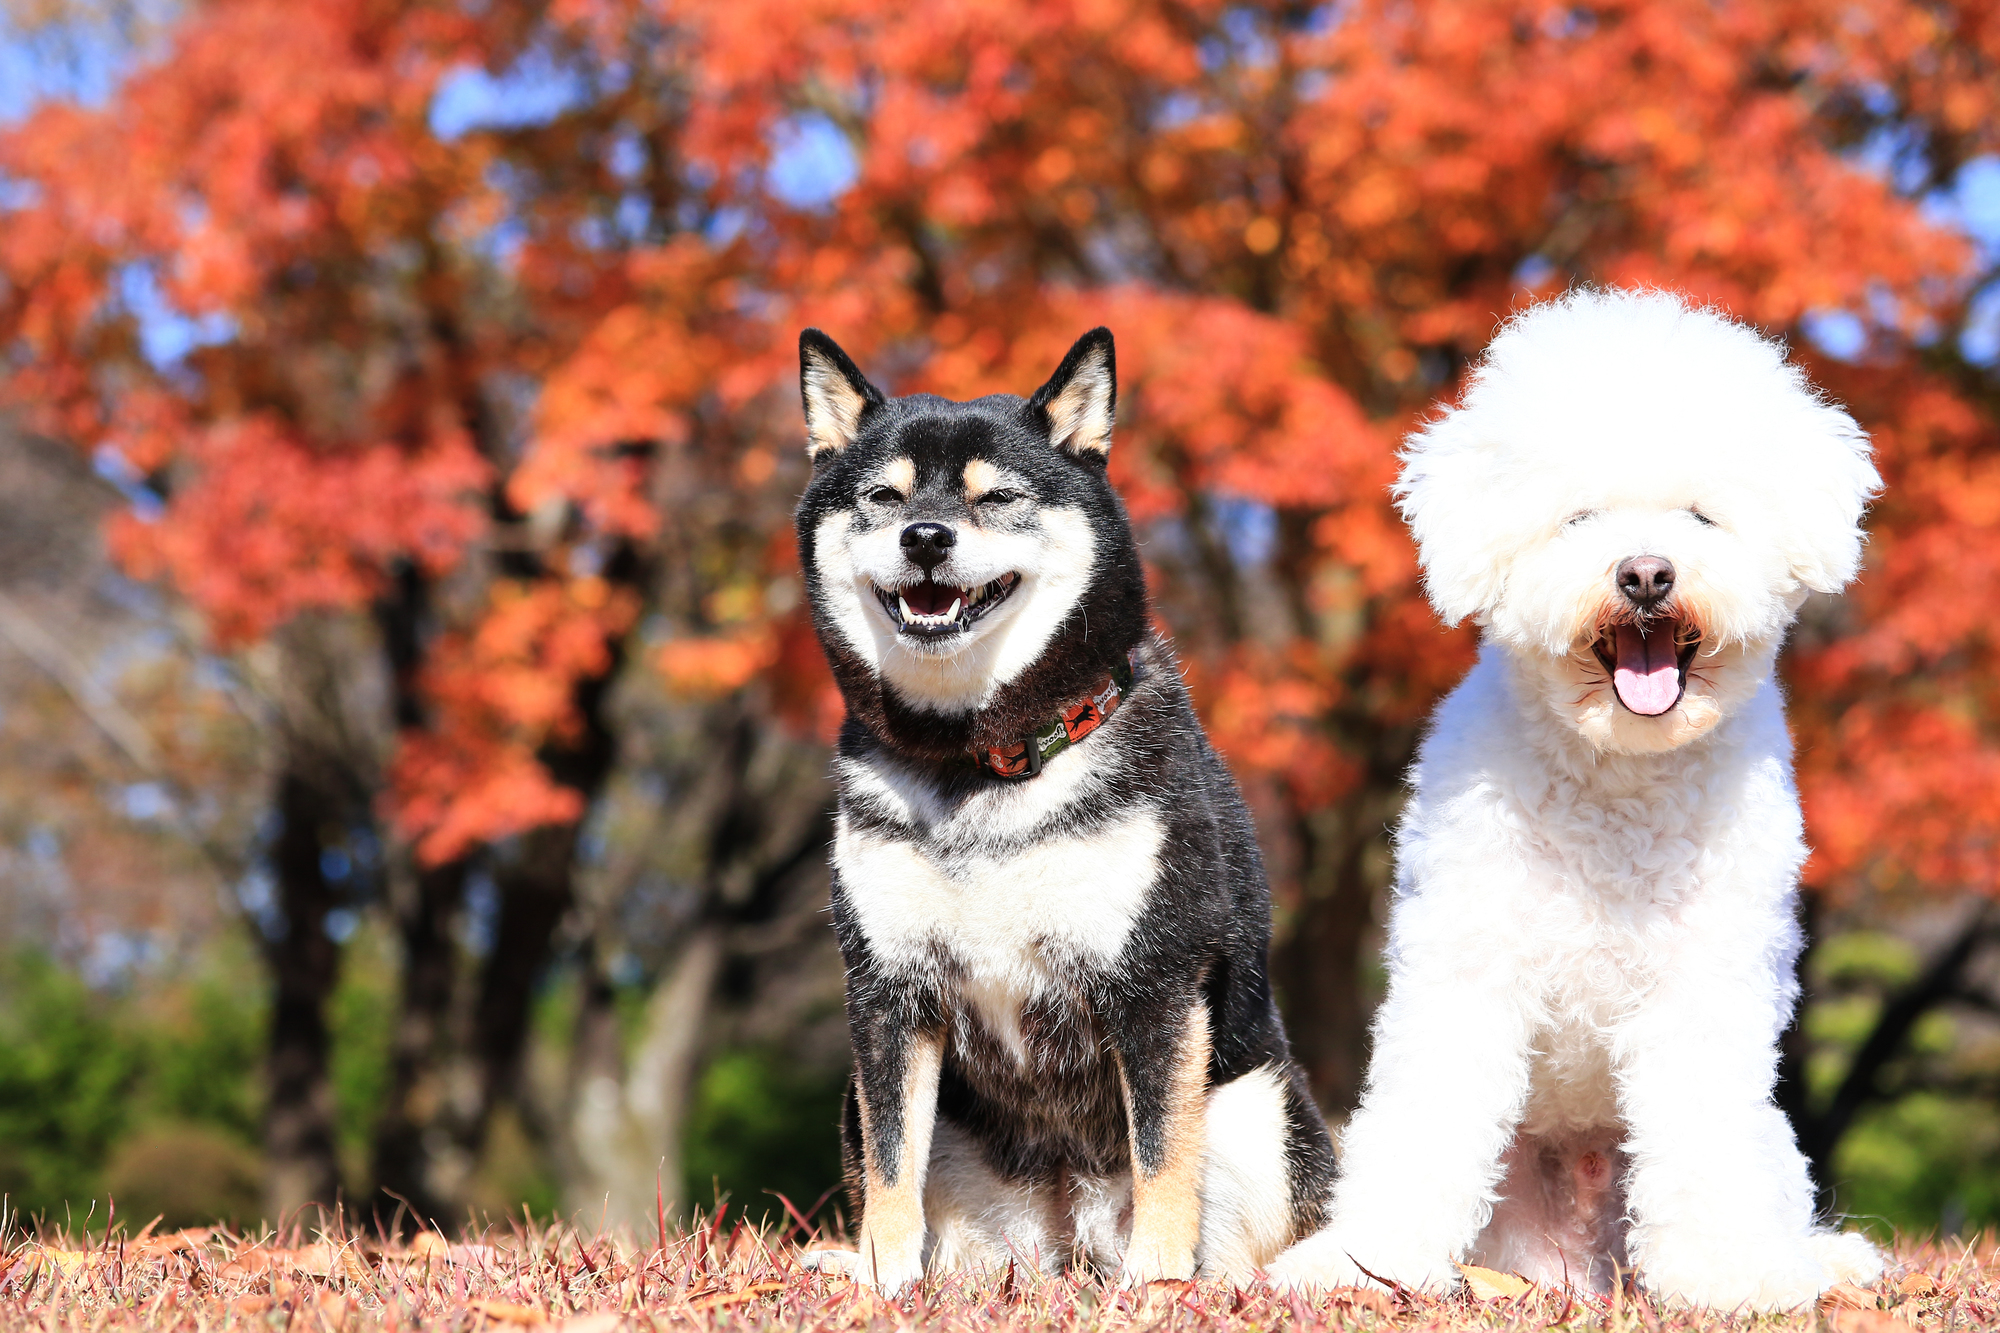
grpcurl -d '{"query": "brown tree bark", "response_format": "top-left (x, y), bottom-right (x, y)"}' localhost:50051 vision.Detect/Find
top-left (262, 765), bottom-right (346, 1222)
top-left (1271, 807), bottom-right (1381, 1118)
top-left (367, 856), bottom-right (468, 1230)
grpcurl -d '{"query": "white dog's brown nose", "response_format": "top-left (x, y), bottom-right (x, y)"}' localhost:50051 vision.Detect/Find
top-left (1617, 555), bottom-right (1675, 609)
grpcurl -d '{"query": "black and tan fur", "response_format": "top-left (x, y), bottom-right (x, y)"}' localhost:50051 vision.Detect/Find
top-left (794, 328), bottom-right (1334, 1291)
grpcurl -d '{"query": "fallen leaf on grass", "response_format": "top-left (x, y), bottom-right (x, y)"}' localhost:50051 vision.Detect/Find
top-left (232, 1294), bottom-right (273, 1316)
top-left (686, 1281), bottom-right (787, 1310)
top-left (1135, 1279), bottom-right (1197, 1316)
top-left (1456, 1263), bottom-right (1532, 1300)
top-left (23, 1248), bottom-right (98, 1279)
top-left (399, 1238), bottom-right (503, 1270)
top-left (133, 1230), bottom-right (209, 1261)
top-left (1827, 1310), bottom-right (1906, 1333)
top-left (1899, 1273), bottom-right (1937, 1297)
top-left (1325, 1285), bottom-right (1395, 1315)
top-left (468, 1298), bottom-right (548, 1324)
top-left (220, 1247), bottom-right (282, 1278)
top-left (1823, 1283), bottom-right (1881, 1311)
top-left (291, 1243), bottom-right (373, 1282)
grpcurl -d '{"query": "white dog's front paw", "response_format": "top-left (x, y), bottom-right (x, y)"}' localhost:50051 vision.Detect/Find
top-left (1812, 1230), bottom-right (1885, 1288)
top-left (1637, 1233), bottom-right (1827, 1311)
top-left (1265, 1237), bottom-right (1365, 1294)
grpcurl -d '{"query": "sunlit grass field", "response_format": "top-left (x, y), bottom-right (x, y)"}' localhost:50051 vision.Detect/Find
top-left (0, 1212), bottom-right (1985, 1333)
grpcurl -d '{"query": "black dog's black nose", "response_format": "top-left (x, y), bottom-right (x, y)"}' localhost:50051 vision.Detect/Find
top-left (900, 522), bottom-right (955, 573)
top-left (1617, 555), bottom-right (1676, 608)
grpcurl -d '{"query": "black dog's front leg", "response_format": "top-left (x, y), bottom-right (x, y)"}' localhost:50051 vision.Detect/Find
top-left (1111, 991), bottom-right (1212, 1282)
top-left (843, 965), bottom-right (944, 1293)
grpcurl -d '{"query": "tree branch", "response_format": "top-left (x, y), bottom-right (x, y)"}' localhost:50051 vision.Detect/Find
top-left (1799, 900), bottom-right (1997, 1178)
top-left (0, 587), bottom-right (164, 774)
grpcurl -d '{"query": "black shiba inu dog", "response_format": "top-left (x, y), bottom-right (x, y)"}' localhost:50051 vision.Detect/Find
top-left (794, 327), bottom-right (1335, 1291)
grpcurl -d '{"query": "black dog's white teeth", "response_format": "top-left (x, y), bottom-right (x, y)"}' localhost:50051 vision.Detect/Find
top-left (875, 574), bottom-right (1023, 636)
top-left (898, 591), bottom-right (963, 627)
top-left (965, 575), bottom-right (1018, 606)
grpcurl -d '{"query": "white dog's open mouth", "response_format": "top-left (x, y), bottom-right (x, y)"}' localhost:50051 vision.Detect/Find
top-left (874, 574), bottom-right (1021, 638)
top-left (1591, 617), bottom-right (1701, 716)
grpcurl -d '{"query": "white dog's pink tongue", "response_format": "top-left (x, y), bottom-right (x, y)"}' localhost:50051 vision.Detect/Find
top-left (1612, 624), bottom-right (1680, 716)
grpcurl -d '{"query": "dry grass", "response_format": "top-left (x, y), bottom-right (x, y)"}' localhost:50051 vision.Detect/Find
top-left (0, 1212), bottom-right (1989, 1333)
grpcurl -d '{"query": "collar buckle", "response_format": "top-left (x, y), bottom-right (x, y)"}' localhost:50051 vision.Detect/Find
top-left (989, 739), bottom-right (1042, 782)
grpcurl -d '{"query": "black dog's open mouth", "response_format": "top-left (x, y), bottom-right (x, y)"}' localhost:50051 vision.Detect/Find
top-left (875, 574), bottom-right (1022, 637)
top-left (1591, 616), bottom-right (1701, 717)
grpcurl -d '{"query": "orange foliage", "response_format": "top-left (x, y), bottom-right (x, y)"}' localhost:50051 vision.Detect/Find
top-left (390, 577), bottom-right (640, 863)
top-left (110, 417), bottom-right (490, 644)
top-left (3, 0), bottom-right (1998, 899)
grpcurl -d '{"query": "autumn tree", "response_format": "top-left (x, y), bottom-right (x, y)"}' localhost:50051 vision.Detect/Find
top-left (4, 0), bottom-right (2000, 1227)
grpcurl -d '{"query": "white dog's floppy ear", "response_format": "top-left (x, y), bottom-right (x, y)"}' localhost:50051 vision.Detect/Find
top-left (799, 328), bottom-right (886, 458)
top-left (1771, 395), bottom-right (1880, 594)
top-left (1394, 409), bottom-right (1513, 626)
top-left (1030, 327), bottom-right (1117, 455)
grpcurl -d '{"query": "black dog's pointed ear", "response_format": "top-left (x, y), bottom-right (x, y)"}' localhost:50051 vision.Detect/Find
top-left (1028, 327), bottom-right (1116, 456)
top-left (799, 329), bottom-right (886, 458)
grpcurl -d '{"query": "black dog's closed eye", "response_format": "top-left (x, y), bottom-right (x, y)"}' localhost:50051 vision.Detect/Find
top-left (978, 489), bottom-right (1023, 505)
top-left (866, 486), bottom-right (905, 504)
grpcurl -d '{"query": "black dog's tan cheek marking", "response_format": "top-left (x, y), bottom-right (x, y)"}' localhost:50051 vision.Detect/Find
top-left (859, 1031), bottom-right (943, 1265)
top-left (1119, 1004), bottom-right (1210, 1280)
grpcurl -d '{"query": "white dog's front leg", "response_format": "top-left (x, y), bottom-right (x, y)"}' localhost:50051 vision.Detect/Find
top-left (1617, 959), bottom-right (1860, 1310)
top-left (1271, 951), bottom-right (1536, 1294)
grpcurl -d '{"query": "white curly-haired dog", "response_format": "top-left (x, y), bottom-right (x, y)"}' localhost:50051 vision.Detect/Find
top-left (1267, 288), bottom-right (1884, 1310)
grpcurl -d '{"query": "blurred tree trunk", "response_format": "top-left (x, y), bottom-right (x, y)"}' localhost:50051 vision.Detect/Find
top-left (366, 562), bottom-right (467, 1228)
top-left (368, 856), bottom-right (468, 1228)
top-left (548, 692), bottom-right (836, 1229)
top-left (1272, 805), bottom-right (1384, 1117)
top-left (262, 765), bottom-right (346, 1220)
top-left (560, 926), bottom-right (724, 1226)
top-left (469, 822), bottom-right (589, 1127)
top-left (466, 554), bottom-right (637, 1138)
top-left (363, 541), bottom-right (645, 1226)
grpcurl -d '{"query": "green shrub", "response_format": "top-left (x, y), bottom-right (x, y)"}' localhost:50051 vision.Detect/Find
top-left (682, 1048), bottom-right (846, 1229)
top-left (100, 1124), bottom-right (265, 1230)
top-left (1835, 1092), bottom-right (2000, 1241)
top-left (0, 953), bottom-right (141, 1221)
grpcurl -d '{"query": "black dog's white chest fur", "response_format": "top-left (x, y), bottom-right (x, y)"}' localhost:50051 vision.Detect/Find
top-left (835, 797), bottom-right (1160, 1058)
top-left (795, 326), bottom-right (1333, 1287)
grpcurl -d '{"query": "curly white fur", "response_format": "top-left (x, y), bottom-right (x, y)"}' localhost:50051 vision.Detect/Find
top-left (1268, 289), bottom-right (1885, 1310)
